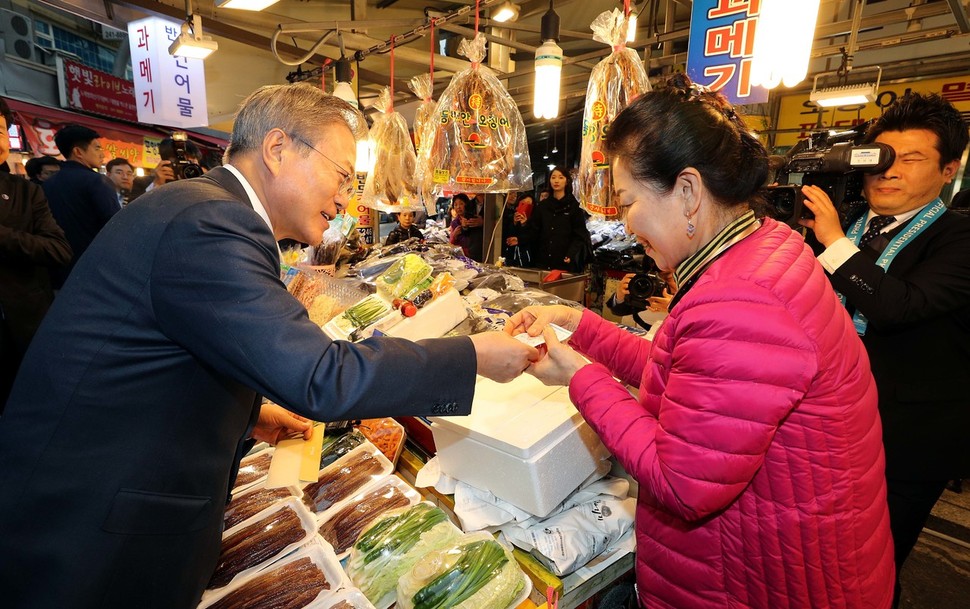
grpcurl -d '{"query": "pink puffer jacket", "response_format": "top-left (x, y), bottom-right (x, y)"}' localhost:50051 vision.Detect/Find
top-left (569, 219), bottom-right (893, 609)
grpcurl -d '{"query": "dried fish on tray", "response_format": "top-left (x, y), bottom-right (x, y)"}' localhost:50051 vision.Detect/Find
top-left (577, 9), bottom-right (651, 218)
top-left (301, 444), bottom-right (393, 515)
top-left (361, 88), bottom-right (426, 214)
top-left (200, 541), bottom-right (345, 609)
top-left (317, 475), bottom-right (420, 557)
top-left (224, 485), bottom-right (297, 531)
top-left (207, 498), bottom-right (317, 591)
top-left (305, 588), bottom-right (376, 609)
top-left (423, 34), bottom-right (532, 194)
top-left (233, 447), bottom-right (274, 492)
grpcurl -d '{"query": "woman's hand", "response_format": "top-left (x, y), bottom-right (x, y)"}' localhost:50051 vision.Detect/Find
top-left (615, 273), bottom-right (635, 303)
top-left (799, 184), bottom-right (846, 247)
top-left (506, 236), bottom-right (519, 246)
top-left (513, 212), bottom-right (527, 225)
top-left (527, 327), bottom-right (588, 386)
top-left (253, 402), bottom-right (312, 445)
top-left (504, 305), bottom-right (583, 337)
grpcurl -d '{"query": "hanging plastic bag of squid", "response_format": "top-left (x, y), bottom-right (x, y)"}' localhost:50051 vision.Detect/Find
top-left (577, 9), bottom-right (651, 218)
top-left (425, 33), bottom-right (532, 194)
top-left (409, 73), bottom-right (439, 211)
top-left (360, 87), bottom-right (425, 213)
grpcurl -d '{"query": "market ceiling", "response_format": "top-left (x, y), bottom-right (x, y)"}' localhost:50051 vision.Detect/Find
top-left (35, 0), bottom-right (970, 136)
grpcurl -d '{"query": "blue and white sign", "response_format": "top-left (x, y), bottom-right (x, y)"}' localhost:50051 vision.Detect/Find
top-left (128, 17), bottom-right (209, 128)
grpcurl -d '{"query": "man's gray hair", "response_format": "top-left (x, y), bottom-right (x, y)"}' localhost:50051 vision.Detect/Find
top-left (225, 83), bottom-right (367, 162)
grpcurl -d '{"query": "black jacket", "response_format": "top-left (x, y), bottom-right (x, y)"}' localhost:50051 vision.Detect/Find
top-left (524, 193), bottom-right (592, 272)
top-left (384, 224), bottom-right (424, 245)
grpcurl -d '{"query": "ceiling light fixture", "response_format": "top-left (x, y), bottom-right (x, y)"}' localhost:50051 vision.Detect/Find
top-left (332, 34), bottom-right (359, 109)
top-left (750, 0), bottom-right (820, 88)
top-left (215, 0), bottom-right (280, 10)
top-left (492, 1), bottom-right (520, 23)
top-left (168, 14), bottom-right (218, 59)
top-left (534, 0), bottom-right (563, 120)
top-left (810, 66), bottom-right (881, 107)
top-left (626, 9), bottom-right (637, 43)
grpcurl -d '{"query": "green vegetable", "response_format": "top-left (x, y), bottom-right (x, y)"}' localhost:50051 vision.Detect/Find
top-left (343, 295), bottom-right (390, 328)
top-left (410, 540), bottom-right (508, 609)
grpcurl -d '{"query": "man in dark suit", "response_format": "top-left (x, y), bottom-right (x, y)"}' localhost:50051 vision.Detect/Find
top-left (800, 92), bottom-right (970, 605)
top-left (0, 98), bottom-right (72, 412)
top-left (0, 83), bottom-right (537, 609)
top-left (42, 124), bottom-right (118, 284)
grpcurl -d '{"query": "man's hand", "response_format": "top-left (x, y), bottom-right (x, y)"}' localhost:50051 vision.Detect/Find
top-left (527, 327), bottom-right (588, 386)
top-left (153, 161), bottom-right (176, 187)
top-left (464, 216), bottom-right (484, 228)
top-left (799, 185), bottom-right (846, 247)
top-left (506, 236), bottom-right (519, 246)
top-left (504, 305), bottom-right (583, 337)
top-left (615, 273), bottom-right (635, 303)
top-left (469, 332), bottom-right (539, 382)
top-left (252, 402), bottom-right (312, 445)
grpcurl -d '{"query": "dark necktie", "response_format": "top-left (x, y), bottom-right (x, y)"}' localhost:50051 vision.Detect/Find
top-left (858, 215), bottom-right (895, 249)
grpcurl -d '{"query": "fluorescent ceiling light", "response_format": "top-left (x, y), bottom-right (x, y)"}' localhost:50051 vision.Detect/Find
top-left (216, 0), bottom-right (281, 10)
top-left (810, 83), bottom-right (877, 107)
top-left (168, 15), bottom-right (218, 60)
top-left (492, 1), bottom-right (519, 23)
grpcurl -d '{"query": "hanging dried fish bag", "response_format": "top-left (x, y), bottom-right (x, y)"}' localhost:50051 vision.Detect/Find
top-left (409, 73), bottom-right (439, 211)
top-left (361, 87), bottom-right (425, 213)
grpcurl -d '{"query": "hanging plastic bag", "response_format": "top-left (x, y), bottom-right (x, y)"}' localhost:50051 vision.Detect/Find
top-left (361, 87), bottom-right (425, 213)
top-left (577, 9), bottom-right (651, 218)
top-left (424, 34), bottom-right (532, 194)
top-left (409, 73), bottom-right (439, 212)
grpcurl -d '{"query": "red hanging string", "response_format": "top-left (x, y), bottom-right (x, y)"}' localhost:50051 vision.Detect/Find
top-left (321, 60), bottom-right (327, 92)
top-left (389, 35), bottom-right (396, 111)
top-left (429, 18), bottom-right (436, 88)
top-left (475, 0), bottom-right (480, 34)
top-left (623, 0), bottom-right (631, 17)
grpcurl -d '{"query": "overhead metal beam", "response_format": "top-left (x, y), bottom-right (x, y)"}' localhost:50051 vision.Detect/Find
top-left (945, 0), bottom-right (970, 34)
top-left (436, 21), bottom-right (538, 54)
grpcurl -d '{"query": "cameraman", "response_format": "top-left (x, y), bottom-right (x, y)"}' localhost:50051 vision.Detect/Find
top-left (130, 136), bottom-right (204, 201)
top-left (607, 268), bottom-right (676, 318)
top-left (800, 92), bottom-right (970, 607)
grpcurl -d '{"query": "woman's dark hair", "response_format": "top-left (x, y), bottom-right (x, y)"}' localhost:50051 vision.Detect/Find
top-left (604, 73), bottom-right (768, 209)
top-left (864, 92), bottom-right (969, 168)
top-left (547, 165), bottom-right (573, 197)
top-left (516, 192), bottom-right (534, 205)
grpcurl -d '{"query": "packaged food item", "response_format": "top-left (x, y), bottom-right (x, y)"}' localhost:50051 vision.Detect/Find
top-left (319, 428), bottom-right (368, 469)
top-left (361, 87), bottom-right (425, 214)
top-left (305, 588), bottom-right (376, 609)
top-left (347, 502), bottom-right (463, 609)
top-left (423, 34), bottom-right (532, 194)
top-left (577, 9), bottom-right (651, 218)
top-left (301, 444), bottom-right (393, 515)
top-left (201, 542), bottom-right (344, 609)
top-left (410, 73), bottom-right (439, 212)
top-left (233, 447), bottom-right (274, 492)
top-left (356, 418), bottom-right (406, 465)
top-left (317, 476), bottom-right (421, 557)
top-left (396, 532), bottom-right (530, 609)
top-left (310, 213), bottom-right (359, 267)
top-left (208, 498), bottom-right (317, 591)
top-left (224, 485), bottom-right (297, 531)
top-left (376, 254), bottom-right (433, 301)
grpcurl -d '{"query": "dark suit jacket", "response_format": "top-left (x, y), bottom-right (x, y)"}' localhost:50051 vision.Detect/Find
top-left (810, 208), bottom-right (970, 480)
top-left (0, 167), bottom-right (477, 608)
top-left (0, 173), bottom-right (72, 407)
top-left (42, 160), bottom-right (119, 284)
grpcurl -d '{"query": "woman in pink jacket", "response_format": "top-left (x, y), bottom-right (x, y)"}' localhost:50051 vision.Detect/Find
top-left (506, 75), bottom-right (894, 609)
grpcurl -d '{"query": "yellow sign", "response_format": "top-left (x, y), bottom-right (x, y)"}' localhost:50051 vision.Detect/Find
top-left (773, 74), bottom-right (970, 149)
top-left (433, 168), bottom-right (450, 184)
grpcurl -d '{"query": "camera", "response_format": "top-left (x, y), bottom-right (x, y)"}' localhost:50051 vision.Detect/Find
top-left (170, 132), bottom-right (204, 180)
top-left (764, 122), bottom-right (895, 228)
top-left (626, 271), bottom-right (666, 311)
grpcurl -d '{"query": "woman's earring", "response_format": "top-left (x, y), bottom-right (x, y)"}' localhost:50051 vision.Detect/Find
top-left (686, 211), bottom-right (696, 239)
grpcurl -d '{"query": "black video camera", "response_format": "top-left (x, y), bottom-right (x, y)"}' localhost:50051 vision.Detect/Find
top-left (764, 122), bottom-right (894, 228)
top-left (171, 132), bottom-right (204, 180)
top-left (626, 271), bottom-right (666, 311)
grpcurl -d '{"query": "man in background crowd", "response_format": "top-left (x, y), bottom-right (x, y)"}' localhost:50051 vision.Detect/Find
top-left (24, 155), bottom-right (60, 185)
top-left (0, 99), bottom-right (72, 412)
top-left (800, 92), bottom-right (970, 607)
top-left (42, 124), bottom-right (117, 284)
top-left (105, 157), bottom-right (135, 207)
top-left (129, 136), bottom-right (203, 201)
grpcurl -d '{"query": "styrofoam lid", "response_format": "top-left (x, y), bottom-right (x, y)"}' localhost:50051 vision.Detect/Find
top-left (431, 374), bottom-right (583, 458)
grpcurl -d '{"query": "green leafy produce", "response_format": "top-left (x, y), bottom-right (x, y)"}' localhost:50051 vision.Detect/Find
top-left (377, 254), bottom-right (432, 301)
top-left (347, 503), bottom-right (461, 608)
top-left (397, 533), bottom-right (526, 609)
top-left (342, 295), bottom-right (391, 329)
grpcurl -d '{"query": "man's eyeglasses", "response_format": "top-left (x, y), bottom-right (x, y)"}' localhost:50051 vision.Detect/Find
top-left (294, 136), bottom-right (356, 198)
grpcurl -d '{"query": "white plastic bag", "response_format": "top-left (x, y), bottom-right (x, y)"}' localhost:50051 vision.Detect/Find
top-left (577, 9), bottom-right (651, 218)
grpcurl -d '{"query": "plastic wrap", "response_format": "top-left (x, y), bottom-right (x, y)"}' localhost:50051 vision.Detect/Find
top-left (233, 448), bottom-right (274, 492)
top-left (423, 34), bottom-right (532, 193)
top-left (577, 9), bottom-right (651, 218)
top-left (361, 88), bottom-right (426, 213)
top-left (317, 476), bottom-right (421, 557)
top-left (224, 485), bottom-right (298, 531)
top-left (409, 74), bottom-right (439, 211)
top-left (396, 532), bottom-right (530, 609)
top-left (285, 266), bottom-right (371, 327)
top-left (347, 502), bottom-right (463, 609)
top-left (301, 444), bottom-right (393, 515)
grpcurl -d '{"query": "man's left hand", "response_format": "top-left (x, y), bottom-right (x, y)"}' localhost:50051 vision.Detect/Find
top-left (253, 402), bottom-right (312, 445)
top-left (799, 185), bottom-right (846, 247)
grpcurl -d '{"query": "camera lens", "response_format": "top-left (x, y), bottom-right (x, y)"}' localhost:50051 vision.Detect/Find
top-left (181, 163), bottom-right (204, 179)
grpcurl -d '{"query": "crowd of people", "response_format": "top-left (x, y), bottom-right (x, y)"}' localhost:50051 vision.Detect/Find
top-left (1, 74), bottom-right (968, 609)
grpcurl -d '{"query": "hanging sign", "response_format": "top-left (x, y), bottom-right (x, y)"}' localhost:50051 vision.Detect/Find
top-left (57, 57), bottom-right (137, 123)
top-left (128, 17), bottom-right (209, 128)
top-left (686, 0), bottom-right (769, 105)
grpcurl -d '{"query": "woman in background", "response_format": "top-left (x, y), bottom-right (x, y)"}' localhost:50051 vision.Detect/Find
top-left (525, 166), bottom-right (592, 272)
top-left (502, 192), bottom-right (534, 267)
top-left (506, 75), bottom-right (893, 609)
top-left (448, 194), bottom-right (471, 256)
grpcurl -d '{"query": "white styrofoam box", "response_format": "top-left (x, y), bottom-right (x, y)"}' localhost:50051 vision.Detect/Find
top-left (430, 374), bottom-right (610, 517)
top-left (383, 288), bottom-right (467, 341)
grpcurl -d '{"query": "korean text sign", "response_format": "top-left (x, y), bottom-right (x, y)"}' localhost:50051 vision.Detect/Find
top-left (128, 17), bottom-right (209, 128)
top-left (686, 0), bottom-right (768, 105)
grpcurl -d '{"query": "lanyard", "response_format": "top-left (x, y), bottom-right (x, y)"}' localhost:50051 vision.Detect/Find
top-left (840, 198), bottom-right (946, 335)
